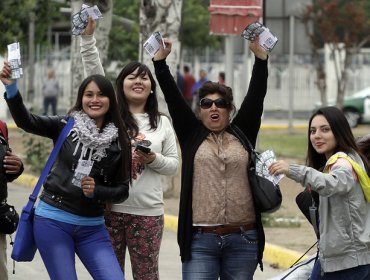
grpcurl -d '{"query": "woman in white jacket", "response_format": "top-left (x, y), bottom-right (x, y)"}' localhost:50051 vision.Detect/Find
top-left (269, 106), bottom-right (370, 280)
top-left (79, 18), bottom-right (179, 279)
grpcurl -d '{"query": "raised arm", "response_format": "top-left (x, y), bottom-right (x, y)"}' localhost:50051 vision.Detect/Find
top-left (80, 17), bottom-right (105, 77)
top-left (232, 38), bottom-right (269, 147)
top-left (1, 62), bottom-right (64, 139)
top-left (152, 39), bottom-right (200, 142)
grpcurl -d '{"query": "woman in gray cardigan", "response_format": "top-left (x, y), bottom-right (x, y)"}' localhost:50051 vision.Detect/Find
top-left (269, 106), bottom-right (370, 280)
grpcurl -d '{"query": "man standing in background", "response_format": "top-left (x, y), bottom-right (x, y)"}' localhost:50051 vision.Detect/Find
top-left (42, 69), bottom-right (60, 115)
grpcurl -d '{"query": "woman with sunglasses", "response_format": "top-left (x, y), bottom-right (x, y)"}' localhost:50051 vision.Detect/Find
top-left (153, 38), bottom-right (268, 279)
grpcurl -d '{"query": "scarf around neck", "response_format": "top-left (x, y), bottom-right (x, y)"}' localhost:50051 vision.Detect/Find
top-left (70, 111), bottom-right (118, 161)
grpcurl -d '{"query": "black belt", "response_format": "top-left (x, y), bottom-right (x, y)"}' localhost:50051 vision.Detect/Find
top-left (194, 223), bottom-right (256, 235)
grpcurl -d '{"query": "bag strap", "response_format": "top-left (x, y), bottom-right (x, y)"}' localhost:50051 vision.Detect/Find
top-left (230, 124), bottom-right (254, 152)
top-left (230, 125), bottom-right (259, 168)
top-left (23, 117), bottom-right (75, 214)
top-left (309, 203), bottom-right (320, 239)
top-left (0, 120), bottom-right (8, 143)
top-left (324, 152), bottom-right (370, 202)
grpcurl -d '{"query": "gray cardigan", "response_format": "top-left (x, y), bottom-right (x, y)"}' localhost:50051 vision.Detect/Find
top-left (288, 152), bottom-right (370, 273)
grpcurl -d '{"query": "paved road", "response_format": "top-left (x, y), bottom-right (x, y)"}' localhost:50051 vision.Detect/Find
top-left (6, 183), bottom-right (283, 279)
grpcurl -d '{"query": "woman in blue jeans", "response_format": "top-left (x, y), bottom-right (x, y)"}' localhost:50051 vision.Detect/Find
top-left (152, 37), bottom-right (269, 279)
top-left (1, 63), bottom-right (130, 280)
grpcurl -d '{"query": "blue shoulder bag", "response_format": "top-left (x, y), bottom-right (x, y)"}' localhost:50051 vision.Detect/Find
top-left (11, 117), bottom-right (74, 262)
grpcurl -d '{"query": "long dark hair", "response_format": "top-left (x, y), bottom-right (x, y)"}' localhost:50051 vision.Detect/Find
top-left (116, 61), bottom-right (160, 138)
top-left (306, 106), bottom-right (370, 172)
top-left (68, 74), bottom-right (131, 180)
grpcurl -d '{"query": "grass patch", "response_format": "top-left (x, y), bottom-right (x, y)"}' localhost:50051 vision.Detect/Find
top-left (258, 131), bottom-right (308, 159)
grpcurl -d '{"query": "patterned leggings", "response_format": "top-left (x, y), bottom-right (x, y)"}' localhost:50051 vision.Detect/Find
top-left (105, 212), bottom-right (164, 280)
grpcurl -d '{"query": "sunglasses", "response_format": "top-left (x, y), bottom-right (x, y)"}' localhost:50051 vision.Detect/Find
top-left (199, 98), bottom-right (228, 109)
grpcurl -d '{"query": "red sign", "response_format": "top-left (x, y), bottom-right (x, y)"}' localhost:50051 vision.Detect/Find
top-left (209, 0), bottom-right (263, 35)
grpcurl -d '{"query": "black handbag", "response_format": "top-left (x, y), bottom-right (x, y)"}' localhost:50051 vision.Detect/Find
top-left (0, 202), bottom-right (19, 234)
top-left (231, 125), bottom-right (282, 213)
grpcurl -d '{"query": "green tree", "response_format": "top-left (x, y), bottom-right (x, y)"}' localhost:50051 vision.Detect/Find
top-left (0, 0), bottom-right (64, 55)
top-left (108, 0), bottom-right (140, 63)
top-left (301, 0), bottom-right (370, 110)
top-left (106, 0), bottom-right (220, 64)
top-left (180, 0), bottom-right (220, 49)
top-left (22, 133), bottom-right (52, 174)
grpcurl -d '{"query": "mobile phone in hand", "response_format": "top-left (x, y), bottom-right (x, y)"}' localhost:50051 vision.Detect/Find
top-left (136, 144), bottom-right (151, 154)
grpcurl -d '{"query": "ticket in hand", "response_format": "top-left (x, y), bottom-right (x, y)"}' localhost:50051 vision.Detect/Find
top-left (84, 5), bottom-right (103, 20)
top-left (143, 32), bottom-right (166, 57)
top-left (7, 42), bottom-right (23, 79)
top-left (71, 4), bottom-right (103, 36)
top-left (241, 22), bottom-right (278, 52)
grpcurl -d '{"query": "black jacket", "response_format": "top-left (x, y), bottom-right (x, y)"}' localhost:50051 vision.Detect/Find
top-left (0, 122), bottom-right (24, 202)
top-left (154, 57), bottom-right (268, 269)
top-left (6, 93), bottom-right (129, 217)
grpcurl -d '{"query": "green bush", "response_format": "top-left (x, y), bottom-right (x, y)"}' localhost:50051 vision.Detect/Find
top-left (22, 132), bottom-right (52, 174)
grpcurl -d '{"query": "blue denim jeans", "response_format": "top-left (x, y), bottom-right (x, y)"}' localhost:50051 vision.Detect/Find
top-left (33, 215), bottom-right (125, 280)
top-left (310, 258), bottom-right (370, 280)
top-left (182, 229), bottom-right (258, 280)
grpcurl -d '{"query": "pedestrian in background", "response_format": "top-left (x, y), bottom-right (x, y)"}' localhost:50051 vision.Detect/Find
top-left (42, 69), bottom-right (60, 116)
top-left (80, 17), bottom-right (179, 280)
top-left (153, 37), bottom-right (269, 279)
top-left (1, 62), bottom-right (131, 280)
top-left (182, 65), bottom-right (195, 108)
top-left (269, 106), bottom-right (370, 280)
top-left (218, 71), bottom-right (225, 85)
top-left (176, 64), bottom-right (184, 94)
top-left (0, 120), bottom-right (23, 280)
top-left (191, 68), bottom-right (208, 111)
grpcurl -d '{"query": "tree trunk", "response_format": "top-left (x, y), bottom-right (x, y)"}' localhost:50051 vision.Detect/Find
top-left (302, 19), bottom-right (327, 107)
top-left (70, 0), bottom-right (85, 107)
top-left (314, 50), bottom-right (327, 107)
top-left (140, 0), bottom-right (183, 114)
top-left (140, 0), bottom-right (183, 197)
top-left (336, 48), bottom-right (351, 108)
top-left (331, 43), bottom-right (349, 109)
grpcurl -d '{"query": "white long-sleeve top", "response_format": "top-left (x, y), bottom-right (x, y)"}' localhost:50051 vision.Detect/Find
top-left (112, 113), bottom-right (178, 216)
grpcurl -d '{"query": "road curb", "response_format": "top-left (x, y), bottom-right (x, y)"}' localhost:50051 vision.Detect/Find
top-left (15, 173), bottom-right (305, 270)
top-left (260, 123), bottom-right (307, 130)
